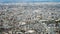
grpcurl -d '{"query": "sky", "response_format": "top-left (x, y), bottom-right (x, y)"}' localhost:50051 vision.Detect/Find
top-left (0, 0), bottom-right (60, 3)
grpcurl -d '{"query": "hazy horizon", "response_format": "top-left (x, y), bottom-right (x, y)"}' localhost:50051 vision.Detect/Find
top-left (0, 0), bottom-right (60, 3)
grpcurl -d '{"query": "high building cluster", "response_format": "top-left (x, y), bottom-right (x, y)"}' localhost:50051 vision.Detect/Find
top-left (0, 3), bottom-right (60, 34)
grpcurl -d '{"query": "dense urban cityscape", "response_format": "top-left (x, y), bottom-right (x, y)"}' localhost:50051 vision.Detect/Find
top-left (0, 3), bottom-right (60, 34)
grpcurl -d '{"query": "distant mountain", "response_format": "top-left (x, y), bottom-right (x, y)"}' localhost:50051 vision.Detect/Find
top-left (0, 0), bottom-right (60, 3)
